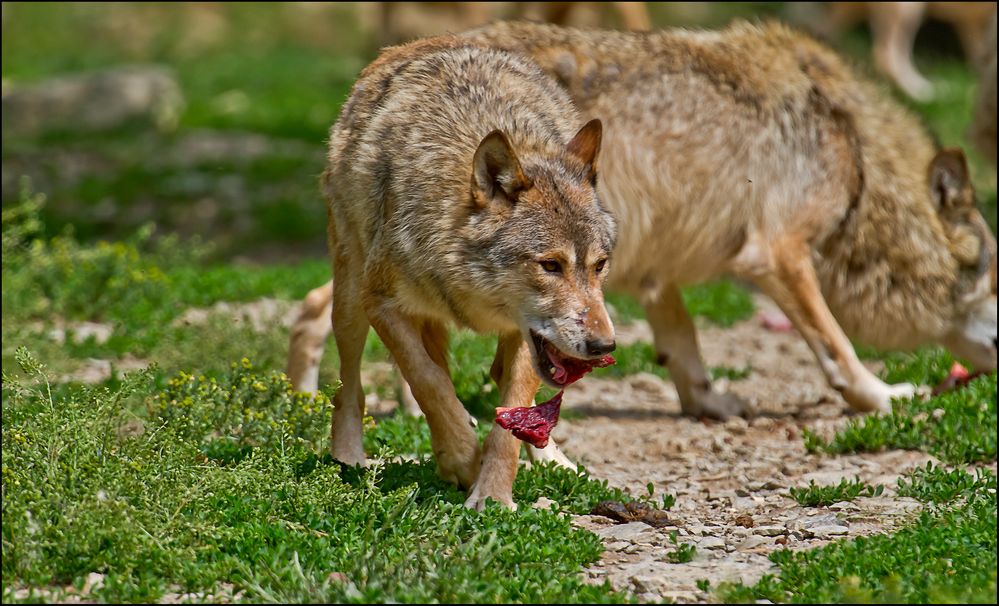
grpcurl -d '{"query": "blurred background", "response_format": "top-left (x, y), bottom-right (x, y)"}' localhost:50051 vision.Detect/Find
top-left (2, 1), bottom-right (996, 265)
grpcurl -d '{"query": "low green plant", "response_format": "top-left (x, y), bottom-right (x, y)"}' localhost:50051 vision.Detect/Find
top-left (803, 350), bottom-right (997, 465)
top-left (2, 351), bottom-right (637, 603)
top-left (896, 462), bottom-right (997, 504)
top-left (789, 478), bottom-right (884, 507)
top-left (667, 532), bottom-right (697, 563)
top-left (719, 466), bottom-right (997, 603)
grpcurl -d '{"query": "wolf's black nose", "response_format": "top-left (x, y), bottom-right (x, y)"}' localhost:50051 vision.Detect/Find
top-left (586, 339), bottom-right (616, 356)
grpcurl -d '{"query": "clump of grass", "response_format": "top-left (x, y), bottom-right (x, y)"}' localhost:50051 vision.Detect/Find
top-left (667, 532), bottom-right (697, 563)
top-left (789, 478), bottom-right (884, 507)
top-left (896, 462), bottom-right (997, 504)
top-left (2, 350), bottom-right (635, 603)
top-left (2, 191), bottom-right (332, 361)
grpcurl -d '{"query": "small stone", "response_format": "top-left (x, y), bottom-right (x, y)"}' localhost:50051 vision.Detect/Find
top-left (81, 572), bottom-right (105, 595)
top-left (596, 521), bottom-right (658, 544)
top-left (754, 525), bottom-right (786, 537)
top-left (808, 524), bottom-right (849, 538)
top-left (724, 417), bottom-right (748, 434)
top-left (699, 536), bottom-right (726, 550)
top-left (606, 540), bottom-right (630, 552)
top-left (737, 536), bottom-right (768, 551)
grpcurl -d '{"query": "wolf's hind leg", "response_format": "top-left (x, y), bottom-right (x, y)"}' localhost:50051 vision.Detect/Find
top-left (753, 237), bottom-right (919, 414)
top-left (465, 333), bottom-right (540, 510)
top-left (365, 298), bottom-right (480, 489)
top-left (870, 1), bottom-right (934, 101)
top-left (645, 284), bottom-right (748, 419)
top-left (287, 281), bottom-right (334, 394)
top-left (330, 272), bottom-right (370, 466)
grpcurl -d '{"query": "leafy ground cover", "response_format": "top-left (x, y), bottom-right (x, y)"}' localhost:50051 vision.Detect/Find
top-left (718, 356), bottom-right (997, 603)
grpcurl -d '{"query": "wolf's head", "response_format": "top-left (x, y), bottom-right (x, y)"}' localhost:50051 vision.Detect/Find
top-left (929, 149), bottom-right (997, 372)
top-left (466, 119), bottom-right (618, 387)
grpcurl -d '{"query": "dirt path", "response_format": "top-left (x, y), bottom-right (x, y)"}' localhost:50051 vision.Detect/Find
top-left (554, 295), bottom-right (936, 602)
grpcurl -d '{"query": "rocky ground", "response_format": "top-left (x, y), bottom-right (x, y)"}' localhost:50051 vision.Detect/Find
top-left (552, 296), bottom-right (940, 602)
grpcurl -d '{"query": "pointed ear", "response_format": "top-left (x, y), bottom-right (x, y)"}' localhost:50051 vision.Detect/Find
top-left (471, 130), bottom-right (532, 207)
top-left (566, 118), bottom-right (602, 183)
top-left (929, 148), bottom-right (972, 211)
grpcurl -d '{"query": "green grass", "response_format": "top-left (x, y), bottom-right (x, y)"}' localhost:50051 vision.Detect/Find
top-left (789, 478), bottom-right (884, 507)
top-left (803, 358), bottom-right (997, 465)
top-left (720, 348), bottom-right (997, 603)
top-left (718, 465), bottom-right (997, 604)
top-left (2, 350), bottom-right (635, 603)
top-left (2, 5), bottom-right (997, 603)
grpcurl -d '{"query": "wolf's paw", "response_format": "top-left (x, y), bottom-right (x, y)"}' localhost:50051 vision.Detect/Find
top-left (887, 382), bottom-right (926, 402)
top-left (435, 443), bottom-right (481, 490)
top-left (527, 441), bottom-right (578, 471)
top-left (464, 478), bottom-right (517, 511)
top-left (330, 437), bottom-right (367, 468)
top-left (845, 379), bottom-right (922, 414)
top-left (681, 390), bottom-right (748, 420)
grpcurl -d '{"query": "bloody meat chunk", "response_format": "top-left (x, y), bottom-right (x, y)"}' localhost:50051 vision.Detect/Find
top-left (496, 354), bottom-right (616, 447)
top-left (495, 391), bottom-right (563, 449)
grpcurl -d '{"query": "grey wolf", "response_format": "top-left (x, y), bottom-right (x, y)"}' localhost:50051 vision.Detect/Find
top-left (318, 35), bottom-right (616, 509)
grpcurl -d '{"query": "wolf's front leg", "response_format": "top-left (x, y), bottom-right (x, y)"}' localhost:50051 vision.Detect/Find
top-left (754, 237), bottom-right (920, 413)
top-left (366, 299), bottom-right (481, 488)
top-left (329, 276), bottom-right (368, 466)
top-left (465, 333), bottom-right (540, 510)
top-left (645, 284), bottom-right (748, 419)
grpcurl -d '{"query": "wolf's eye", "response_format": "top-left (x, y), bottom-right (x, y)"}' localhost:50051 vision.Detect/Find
top-left (540, 259), bottom-right (562, 274)
top-left (594, 258), bottom-right (607, 274)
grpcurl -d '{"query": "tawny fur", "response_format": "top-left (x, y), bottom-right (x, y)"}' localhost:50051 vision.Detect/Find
top-left (321, 37), bottom-right (616, 510)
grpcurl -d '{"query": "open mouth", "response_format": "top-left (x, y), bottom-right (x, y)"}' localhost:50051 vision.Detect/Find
top-left (530, 330), bottom-right (615, 387)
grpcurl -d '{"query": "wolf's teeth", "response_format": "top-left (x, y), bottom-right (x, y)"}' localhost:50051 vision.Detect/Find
top-left (549, 366), bottom-right (557, 377)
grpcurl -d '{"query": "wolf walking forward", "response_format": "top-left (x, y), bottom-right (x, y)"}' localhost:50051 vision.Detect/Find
top-left (291, 21), bottom-right (996, 428)
top-left (320, 37), bottom-right (616, 509)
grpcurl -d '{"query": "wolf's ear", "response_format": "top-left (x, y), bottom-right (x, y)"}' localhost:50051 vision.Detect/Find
top-left (471, 130), bottom-right (532, 207)
top-left (929, 148), bottom-right (972, 211)
top-left (567, 118), bottom-right (602, 184)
